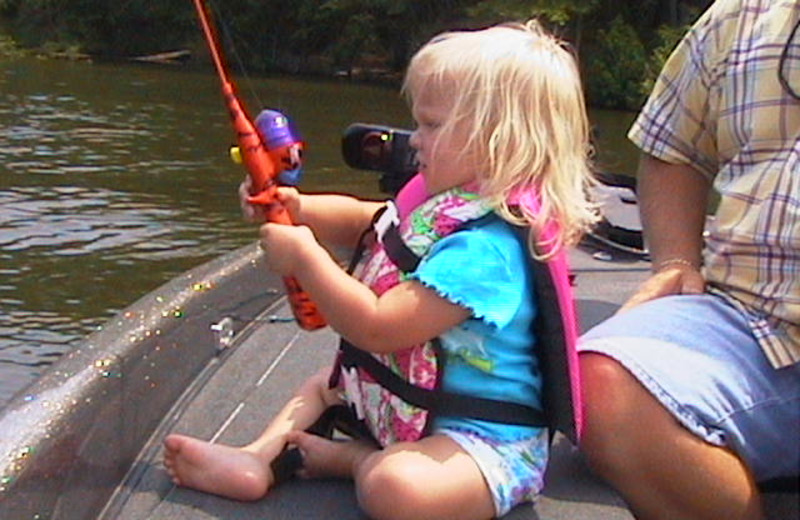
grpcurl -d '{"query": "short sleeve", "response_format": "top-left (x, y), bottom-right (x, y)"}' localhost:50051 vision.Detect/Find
top-left (408, 224), bottom-right (528, 330)
top-left (628, 1), bottom-right (731, 179)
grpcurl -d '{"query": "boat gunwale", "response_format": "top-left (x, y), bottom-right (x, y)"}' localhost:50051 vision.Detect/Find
top-left (0, 243), bottom-right (279, 519)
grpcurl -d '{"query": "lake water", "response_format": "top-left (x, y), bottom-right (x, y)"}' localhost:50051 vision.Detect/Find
top-left (0, 56), bottom-right (639, 408)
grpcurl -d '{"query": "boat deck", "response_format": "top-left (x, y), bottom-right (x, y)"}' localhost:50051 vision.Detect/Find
top-left (100, 239), bottom-right (645, 520)
top-left (100, 240), bottom-right (797, 520)
top-left (1, 239), bottom-right (795, 519)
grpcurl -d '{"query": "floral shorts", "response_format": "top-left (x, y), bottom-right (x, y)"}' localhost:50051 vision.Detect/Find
top-left (439, 426), bottom-right (549, 516)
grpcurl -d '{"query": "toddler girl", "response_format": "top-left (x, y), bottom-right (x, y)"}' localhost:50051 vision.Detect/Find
top-left (164, 19), bottom-right (596, 519)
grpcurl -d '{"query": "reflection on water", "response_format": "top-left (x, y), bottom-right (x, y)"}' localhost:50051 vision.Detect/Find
top-left (3, 187), bottom-right (179, 254)
top-left (0, 57), bottom-right (638, 408)
top-left (0, 57), bottom-right (413, 407)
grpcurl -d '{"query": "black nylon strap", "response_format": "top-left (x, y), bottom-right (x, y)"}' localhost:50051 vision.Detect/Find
top-left (381, 213), bottom-right (497, 274)
top-left (348, 203), bottom-right (422, 274)
top-left (269, 404), bottom-right (377, 485)
top-left (381, 222), bottom-right (421, 272)
top-left (346, 206), bottom-right (388, 274)
top-left (340, 341), bottom-right (546, 427)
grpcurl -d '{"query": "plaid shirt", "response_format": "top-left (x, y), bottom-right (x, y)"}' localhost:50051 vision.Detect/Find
top-left (629, 0), bottom-right (800, 368)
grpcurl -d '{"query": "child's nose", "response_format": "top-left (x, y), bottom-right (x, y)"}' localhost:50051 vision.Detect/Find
top-left (409, 129), bottom-right (420, 151)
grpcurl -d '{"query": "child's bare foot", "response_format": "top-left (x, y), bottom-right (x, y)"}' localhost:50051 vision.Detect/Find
top-left (163, 434), bottom-right (273, 501)
top-left (287, 430), bottom-right (376, 479)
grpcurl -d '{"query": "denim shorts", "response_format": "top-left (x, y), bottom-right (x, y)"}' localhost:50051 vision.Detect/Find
top-left (579, 294), bottom-right (800, 481)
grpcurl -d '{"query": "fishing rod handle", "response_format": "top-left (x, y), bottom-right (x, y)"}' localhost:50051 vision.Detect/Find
top-left (282, 276), bottom-right (327, 330)
top-left (265, 203), bottom-right (327, 331)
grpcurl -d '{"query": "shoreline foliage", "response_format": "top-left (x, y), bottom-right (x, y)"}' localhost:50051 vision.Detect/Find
top-left (0, 0), bottom-right (710, 110)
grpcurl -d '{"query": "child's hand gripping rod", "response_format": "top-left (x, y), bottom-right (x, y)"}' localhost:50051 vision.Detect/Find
top-left (192, 0), bottom-right (326, 330)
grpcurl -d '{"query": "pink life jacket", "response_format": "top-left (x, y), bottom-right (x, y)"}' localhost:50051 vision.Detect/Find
top-left (332, 175), bottom-right (582, 447)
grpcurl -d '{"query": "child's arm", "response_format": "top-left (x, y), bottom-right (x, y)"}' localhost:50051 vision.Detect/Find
top-left (240, 179), bottom-right (383, 249)
top-left (259, 223), bottom-right (470, 352)
top-left (278, 188), bottom-right (384, 249)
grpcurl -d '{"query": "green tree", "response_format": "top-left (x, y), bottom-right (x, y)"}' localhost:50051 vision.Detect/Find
top-left (0, 0), bottom-right (716, 109)
top-left (197, 0), bottom-right (306, 73)
top-left (0, 0), bottom-right (19, 16)
top-left (585, 16), bottom-right (648, 109)
top-left (640, 21), bottom-right (689, 95)
top-left (76, 0), bottom-right (196, 57)
top-left (6, 0), bottom-right (196, 57)
top-left (467, 0), bottom-right (599, 50)
top-left (368, 0), bottom-right (474, 70)
top-left (289, 0), bottom-right (473, 73)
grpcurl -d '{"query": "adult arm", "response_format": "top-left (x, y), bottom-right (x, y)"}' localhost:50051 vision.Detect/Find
top-left (620, 154), bottom-right (710, 311)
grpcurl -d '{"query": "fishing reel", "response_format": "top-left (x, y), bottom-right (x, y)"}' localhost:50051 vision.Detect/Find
top-left (229, 109), bottom-right (305, 186)
top-left (341, 123), bottom-right (418, 195)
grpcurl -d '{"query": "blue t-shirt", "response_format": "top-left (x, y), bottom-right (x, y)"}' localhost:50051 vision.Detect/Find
top-left (409, 217), bottom-right (544, 441)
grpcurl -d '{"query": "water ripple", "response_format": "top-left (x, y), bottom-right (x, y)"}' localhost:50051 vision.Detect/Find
top-left (0, 61), bottom-right (256, 407)
top-left (0, 187), bottom-right (176, 254)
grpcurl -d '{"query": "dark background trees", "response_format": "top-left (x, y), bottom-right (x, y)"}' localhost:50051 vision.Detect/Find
top-left (0, 0), bottom-right (712, 110)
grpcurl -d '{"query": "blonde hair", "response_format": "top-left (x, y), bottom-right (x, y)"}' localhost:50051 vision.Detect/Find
top-left (402, 20), bottom-right (598, 256)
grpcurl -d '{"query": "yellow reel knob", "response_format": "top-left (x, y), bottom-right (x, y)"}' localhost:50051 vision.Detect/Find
top-left (229, 146), bottom-right (242, 164)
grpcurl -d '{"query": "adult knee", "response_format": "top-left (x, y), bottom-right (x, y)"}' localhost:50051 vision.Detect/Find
top-left (579, 353), bottom-right (645, 475)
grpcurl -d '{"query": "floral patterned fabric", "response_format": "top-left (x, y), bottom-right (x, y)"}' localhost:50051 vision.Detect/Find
top-left (442, 426), bottom-right (548, 515)
top-left (340, 187), bottom-right (492, 447)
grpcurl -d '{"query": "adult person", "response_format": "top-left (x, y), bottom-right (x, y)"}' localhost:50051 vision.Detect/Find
top-left (578, 1), bottom-right (799, 519)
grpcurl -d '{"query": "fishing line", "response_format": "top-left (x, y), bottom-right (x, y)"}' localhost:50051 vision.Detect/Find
top-left (206, 0), bottom-right (269, 110)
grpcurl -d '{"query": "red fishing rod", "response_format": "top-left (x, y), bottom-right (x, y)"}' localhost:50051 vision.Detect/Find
top-left (192, 0), bottom-right (326, 330)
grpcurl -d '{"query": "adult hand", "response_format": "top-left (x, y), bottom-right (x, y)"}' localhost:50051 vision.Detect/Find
top-left (619, 264), bottom-right (705, 312)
